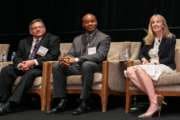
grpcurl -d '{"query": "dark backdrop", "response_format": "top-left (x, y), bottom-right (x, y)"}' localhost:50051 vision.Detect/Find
top-left (0, 0), bottom-right (180, 56)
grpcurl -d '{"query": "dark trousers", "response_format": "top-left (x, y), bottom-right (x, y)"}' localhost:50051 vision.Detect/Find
top-left (0, 64), bottom-right (42, 103)
top-left (52, 61), bottom-right (100, 100)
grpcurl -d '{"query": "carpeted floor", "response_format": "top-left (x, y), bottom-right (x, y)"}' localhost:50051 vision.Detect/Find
top-left (1, 95), bottom-right (180, 120)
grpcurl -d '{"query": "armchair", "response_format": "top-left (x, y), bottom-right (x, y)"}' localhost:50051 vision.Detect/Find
top-left (0, 44), bottom-right (47, 111)
top-left (45, 42), bottom-right (141, 112)
top-left (125, 39), bottom-right (180, 113)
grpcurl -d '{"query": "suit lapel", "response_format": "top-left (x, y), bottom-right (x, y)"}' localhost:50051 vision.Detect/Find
top-left (26, 37), bottom-right (33, 57)
top-left (80, 34), bottom-right (87, 55)
top-left (158, 38), bottom-right (166, 57)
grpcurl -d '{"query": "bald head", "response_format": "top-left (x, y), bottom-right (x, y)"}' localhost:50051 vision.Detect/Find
top-left (82, 13), bottom-right (97, 32)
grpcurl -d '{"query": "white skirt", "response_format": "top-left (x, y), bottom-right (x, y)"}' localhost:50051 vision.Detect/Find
top-left (138, 63), bottom-right (174, 81)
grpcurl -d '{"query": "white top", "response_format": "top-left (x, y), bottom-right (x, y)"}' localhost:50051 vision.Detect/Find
top-left (137, 38), bottom-right (174, 81)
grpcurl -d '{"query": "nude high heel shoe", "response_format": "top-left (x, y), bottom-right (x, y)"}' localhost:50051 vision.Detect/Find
top-left (138, 106), bottom-right (161, 119)
top-left (138, 95), bottom-right (167, 119)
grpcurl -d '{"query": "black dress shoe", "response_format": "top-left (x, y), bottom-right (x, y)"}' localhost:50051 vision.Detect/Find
top-left (47, 99), bottom-right (67, 114)
top-left (0, 102), bottom-right (11, 115)
top-left (72, 101), bottom-right (91, 115)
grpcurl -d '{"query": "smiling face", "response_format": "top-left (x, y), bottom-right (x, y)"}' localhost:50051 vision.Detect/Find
top-left (150, 15), bottom-right (165, 35)
top-left (29, 20), bottom-right (46, 39)
top-left (82, 14), bottom-right (97, 33)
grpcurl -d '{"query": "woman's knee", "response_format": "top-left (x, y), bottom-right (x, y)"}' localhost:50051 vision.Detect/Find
top-left (126, 66), bottom-right (135, 75)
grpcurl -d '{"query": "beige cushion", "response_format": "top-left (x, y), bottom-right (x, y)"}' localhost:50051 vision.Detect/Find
top-left (108, 62), bottom-right (124, 91)
top-left (175, 49), bottom-right (180, 72)
top-left (107, 42), bottom-right (130, 62)
top-left (0, 44), bottom-right (10, 57)
top-left (107, 42), bottom-right (141, 62)
top-left (13, 76), bottom-right (42, 89)
top-left (156, 72), bottom-right (180, 86)
top-left (60, 43), bottom-right (72, 57)
top-left (107, 42), bottom-right (141, 92)
top-left (175, 39), bottom-right (180, 72)
top-left (175, 39), bottom-right (180, 50)
top-left (129, 42), bottom-right (141, 60)
top-left (67, 72), bottom-right (102, 85)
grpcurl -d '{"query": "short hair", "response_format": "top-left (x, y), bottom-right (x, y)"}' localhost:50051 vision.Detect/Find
top-left (29, 18), bottom-right (45, 29)
top-left (82, 13), bottom-right (97, 22)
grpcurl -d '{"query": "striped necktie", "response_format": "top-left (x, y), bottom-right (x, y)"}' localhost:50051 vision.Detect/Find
top-left (29, 40), bottom-right (41, 59)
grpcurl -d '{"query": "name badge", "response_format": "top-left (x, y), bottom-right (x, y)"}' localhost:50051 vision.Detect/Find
top-left (37, 46), bottom-right (49, 56)
top-left (88, 47), bottom-right (96, 55)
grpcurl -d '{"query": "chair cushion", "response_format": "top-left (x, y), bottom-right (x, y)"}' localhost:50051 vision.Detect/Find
top-left (156, 72), bottom-right (180, 86)
top-left (67, 72), bottom-right (102, 85)
top-left (13, 76), bottom-right (42, 89)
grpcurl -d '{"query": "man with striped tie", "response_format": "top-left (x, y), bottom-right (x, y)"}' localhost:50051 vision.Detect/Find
top-left (0, 18), bottom-right (60, 115)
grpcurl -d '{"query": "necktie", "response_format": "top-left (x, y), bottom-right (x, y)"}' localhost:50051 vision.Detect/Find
top-left (29, 40), bottom-right (41, 59)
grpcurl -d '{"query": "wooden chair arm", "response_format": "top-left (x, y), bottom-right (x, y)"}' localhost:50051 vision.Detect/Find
top-left (101, 60), bottom-right (109, 101)
top-left (41, 61), bottom-right (55, 103)
top-left (0, 61), bottom-right (13, 70)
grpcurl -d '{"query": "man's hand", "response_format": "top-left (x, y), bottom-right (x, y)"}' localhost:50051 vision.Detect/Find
top-left (59, 55), bottom-right (76, 68)
top-left (18, 60), bottom-right (36, 71)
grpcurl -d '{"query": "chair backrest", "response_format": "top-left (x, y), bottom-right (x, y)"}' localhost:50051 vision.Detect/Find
top-left (175, 39), bottom-right (180, 72)
top-left (59, 42), bottom-right (142, 62)
top-left (0, 44), bottom-right (10, 59)
top-left (107, 42), bottom-right (141, 62)
top-left (59, 43), bottom-right (72, 58)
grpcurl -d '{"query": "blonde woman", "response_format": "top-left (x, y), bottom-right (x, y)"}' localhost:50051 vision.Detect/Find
top-left (126, 14), bottom-right (176, 118)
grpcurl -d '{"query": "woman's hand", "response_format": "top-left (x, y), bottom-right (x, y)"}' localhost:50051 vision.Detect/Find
top-left (141, 57), bottom-right (149, 64)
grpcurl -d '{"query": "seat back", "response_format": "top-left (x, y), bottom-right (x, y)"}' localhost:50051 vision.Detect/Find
top-left (107, 42), bottom-right (141, 92)
top-left (175, 39), bottom-right (180, 72)
top-left (60, 43), bottom-right (72, 57)
top-left (107, 42), bottom-right (141, 62)
top-left (0, 44), bottom-right (10, 70)
top-left (0, 44), bottom-right (9, 55)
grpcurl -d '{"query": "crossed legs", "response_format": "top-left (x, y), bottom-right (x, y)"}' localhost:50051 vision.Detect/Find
top-left (126, 65), bottom-right (159, 117)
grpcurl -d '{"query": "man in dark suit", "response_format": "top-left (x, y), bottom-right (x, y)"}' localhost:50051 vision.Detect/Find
top-left (48, 13), bottom-right (111, 115)
top-left (0, 18), bottom-right (60, 115)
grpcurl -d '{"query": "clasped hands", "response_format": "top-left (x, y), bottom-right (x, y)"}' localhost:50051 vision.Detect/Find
top-left (141, 57), bottom-right (159, 65)
top-left (59, 55), bottom-right (76, 68)
top-left (17, 60), bottom-right (36, 71)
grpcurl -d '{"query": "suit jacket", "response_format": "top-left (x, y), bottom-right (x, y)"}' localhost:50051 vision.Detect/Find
top-left (68, 29), bottom-right (111, 64)
top-left (14, 33), bottom-right (60, 68)
top-left (139, 35), bottom-right (176, 69)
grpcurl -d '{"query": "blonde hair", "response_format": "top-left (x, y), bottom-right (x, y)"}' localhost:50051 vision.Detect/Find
top-left (144, 14), bottom-right (173, 45)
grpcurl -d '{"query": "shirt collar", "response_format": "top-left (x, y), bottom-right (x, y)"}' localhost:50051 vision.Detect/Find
top-left (85, 29), bottom-right (97, 38)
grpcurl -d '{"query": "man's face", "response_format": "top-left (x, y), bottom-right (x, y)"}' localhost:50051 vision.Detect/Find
top-left (30, 22), bottom-right (46, 38)
top-left (82, 14), bottom-right (97, 32)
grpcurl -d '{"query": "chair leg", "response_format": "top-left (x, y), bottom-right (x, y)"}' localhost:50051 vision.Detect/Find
top-left (125, 92), bottom-right (132, 113)
top-left (100, 94), bottom-right (108, 112)
top-left (40, 93), bottom-right (46, 111)
top-left (46, 88), bottom-right (52, 111)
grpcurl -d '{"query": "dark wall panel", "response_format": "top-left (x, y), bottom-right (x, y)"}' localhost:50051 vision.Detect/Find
top-left (0, 0), bottom-right (180, 43)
